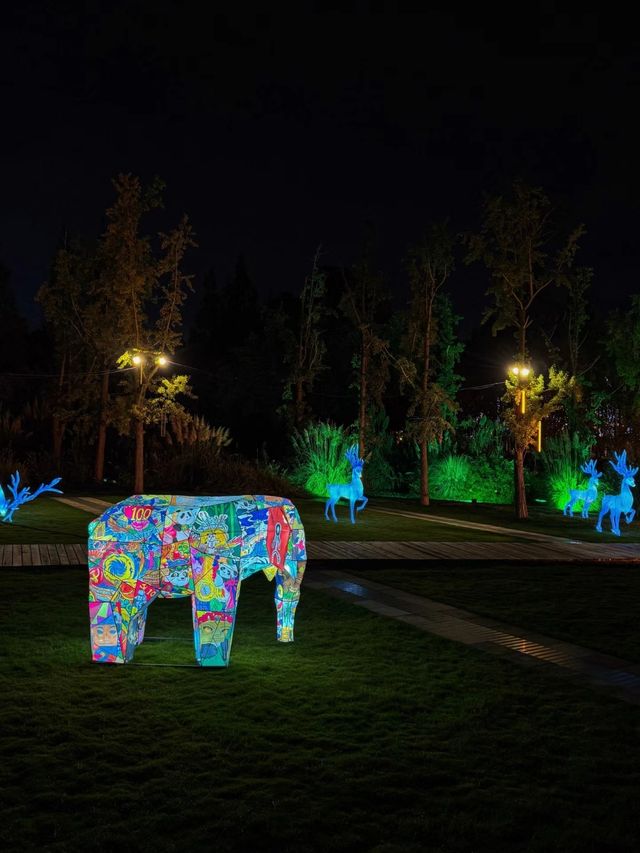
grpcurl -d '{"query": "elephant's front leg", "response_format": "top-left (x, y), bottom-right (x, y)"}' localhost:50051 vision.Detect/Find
top-left (89, 600), bottom-right (125, 664)
top-left (274, 561), bottom-right (306, 642)
top-left (191, 587), bottom-right (239, 668)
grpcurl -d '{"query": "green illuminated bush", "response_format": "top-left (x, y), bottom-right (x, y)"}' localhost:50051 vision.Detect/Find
top-left (428, 454), bottom-right (514, 504)
top-left (290, 422), bottom-right (356, 497)
top-left (539, 432), bottom-right (599, 511)
top-left (363, 408), bottom-right (399, 495)
top-left (466, 458), bottom-right (514, 504)
top-left (430, 454), bottom-right (473, 501)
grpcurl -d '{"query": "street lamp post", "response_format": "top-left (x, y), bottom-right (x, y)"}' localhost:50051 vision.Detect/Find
top-left (124, 349), bottom-right (170, 493)
top-left (508, 364), bottom-right (533, 520)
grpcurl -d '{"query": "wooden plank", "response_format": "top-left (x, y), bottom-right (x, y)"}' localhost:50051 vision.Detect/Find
top-left (72, 543), bottom-right (87, 564)
top-left (56, 544), bottom-right (70, 566)
top-left (12, 544), bottom-right (22, 567)
top-left (21, 543), bottom-right (31, 565)
top-left (47, 544), bottom-right (60, 566)
top-left (31, 544), bottom-right (42, 566)
top-left (1, 545), bottom-right (12, 566)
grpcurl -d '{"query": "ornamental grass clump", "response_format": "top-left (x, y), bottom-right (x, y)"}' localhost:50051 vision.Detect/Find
top-left (290, 422), bottom-right (356, 497)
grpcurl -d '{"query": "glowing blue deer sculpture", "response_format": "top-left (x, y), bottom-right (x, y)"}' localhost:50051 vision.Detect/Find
top-left (564, 459), bottom-right (602, 518)
top-left (0, 471), bottom-right (63, 523)
top-left (325, 444), bottom-right (368, 524)
top-left (595, 451), bottom-right (637, 536)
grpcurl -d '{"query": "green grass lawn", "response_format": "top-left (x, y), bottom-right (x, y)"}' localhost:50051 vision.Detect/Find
top-left (0, 495), bottom-right (517, 545)
top-left (348, 562), bottom-right (640, 662)
top-left (2, 568), bottom-right (640, 851)
top-left (374, 497), bottom-right (640, 543)
top-left (0, 497), bottom-right (97, 544)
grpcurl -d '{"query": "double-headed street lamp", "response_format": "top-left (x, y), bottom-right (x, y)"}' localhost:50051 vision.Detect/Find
top-left (130, 349), bottom-right (169, 384)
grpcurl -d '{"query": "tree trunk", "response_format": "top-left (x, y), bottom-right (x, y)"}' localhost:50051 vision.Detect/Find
top-left (518, 317), bottom-right (526, 363)
top-left (515, 446), bottom-right (528, 519)
top-left (52, 417), bottom-right (65, 470)
top-left (420, 438), bottom-right (429, 506)
top-left (134, 418), bottom-right (145, 493)
top-left (419, 295), bottom-right (434, 506)
top-left (52, 351), bottom-right (66, 470)
top-left (295, 378), bottom-right (305, 427)
top-left (94, 369), bottom-right (110, 483)
top-left (359, 335), bottom-right (368, 458)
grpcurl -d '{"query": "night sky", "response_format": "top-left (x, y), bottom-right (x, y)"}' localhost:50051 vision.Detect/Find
top-left (2, 2), bottom-right (639, 331)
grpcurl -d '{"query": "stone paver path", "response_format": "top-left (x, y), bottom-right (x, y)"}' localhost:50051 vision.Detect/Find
top-left (370, 506), bottom-right (564, 541)
top-left (307, 539), bottom-right (640, 561)
top-left (54, 496), bottom-right (112, 515)
top-left (306, 567), bottom-right (640, 705)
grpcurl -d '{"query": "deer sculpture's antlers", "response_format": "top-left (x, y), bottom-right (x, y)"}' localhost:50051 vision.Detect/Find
top-left (609, 451), bottom-right (639, 478)
top-left (0, 471), bottom-right (63, 523)
top-left (580, 459), bottom-right (602, 478)
top-left (345, 444), bottom-right (364, 469)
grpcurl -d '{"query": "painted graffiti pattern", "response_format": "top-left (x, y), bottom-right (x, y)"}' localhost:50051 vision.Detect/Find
top-left (88, 494), bottom-right (306, 667)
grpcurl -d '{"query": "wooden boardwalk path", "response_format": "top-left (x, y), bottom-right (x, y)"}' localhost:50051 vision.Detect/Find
top-left (0, 543), bottom-right (88, 566)
top-left (2, 539), bottom-right (640, 566)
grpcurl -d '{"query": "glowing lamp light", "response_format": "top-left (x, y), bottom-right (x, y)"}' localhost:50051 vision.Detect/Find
top-left (132, 355), bottom-right (142, 366)
top-left (520, 367), bottom-right (530, 377)
top-left (511, 366), bottom-right (520, 375)
top-left (157, 355), bottom-right (168, 366)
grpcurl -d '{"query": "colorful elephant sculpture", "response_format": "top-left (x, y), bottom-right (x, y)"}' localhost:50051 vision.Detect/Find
top-left (88, 494), bottom-right (306, 667)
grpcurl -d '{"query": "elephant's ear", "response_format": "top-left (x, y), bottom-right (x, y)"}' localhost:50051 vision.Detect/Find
top-left (263, 567), bottom-right (277, 581)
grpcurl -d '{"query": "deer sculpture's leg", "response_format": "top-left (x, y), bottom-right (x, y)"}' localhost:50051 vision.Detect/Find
top-left (330, 499), bottom-right (338, 522)
top-left (564, 498), bottom-right (571, 517)
top-left (596, 506), bottom-right (606, 533)
top-left (274, 561), bottom-right (306, 642)
top-left (357, 496), bottom-right (368, 513)
top-left (324, 498), bottom-right (331, 521)
top-left (626, 509), bottom-right (636, 525)
top-left (350, 499), bottom-right (356, 524)
top-left (611, 510), bottom-right (621, 536)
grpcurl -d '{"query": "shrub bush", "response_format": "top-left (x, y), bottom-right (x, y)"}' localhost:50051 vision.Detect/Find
top-left (290, 422), bottom-right (356, 497)
top-left (539, 432), bottom-right (599, 511)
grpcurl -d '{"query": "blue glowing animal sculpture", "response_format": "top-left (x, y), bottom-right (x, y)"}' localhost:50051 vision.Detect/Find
top-left (596, 451), bottom-right (638, 536)
top-left (564, 459), bottom-right (602, 518)
top-left (325, 444), bottom-right (368, 524)
top-left (0, 471), bottom-right (63, 523)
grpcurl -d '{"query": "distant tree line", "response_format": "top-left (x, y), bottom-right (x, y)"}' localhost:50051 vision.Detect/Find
top-left (1, 176), bottom-right (639, 517)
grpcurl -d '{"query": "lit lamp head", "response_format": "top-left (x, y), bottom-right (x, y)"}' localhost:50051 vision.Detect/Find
top-left (509, 365), bottom-right (531, 380)
top-left (156, 355), bottom-right (168, 366)
top-left (132, 354), bottom-right (143, 366)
